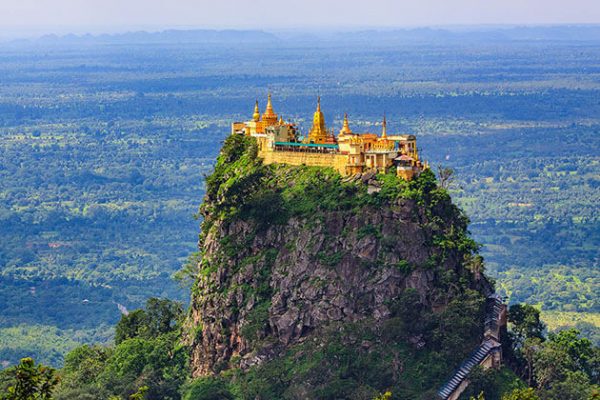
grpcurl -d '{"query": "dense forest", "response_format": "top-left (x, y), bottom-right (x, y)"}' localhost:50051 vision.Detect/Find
top-left (0, 31), bottom-right (598, 366)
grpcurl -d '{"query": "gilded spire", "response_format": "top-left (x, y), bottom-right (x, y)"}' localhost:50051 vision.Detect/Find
top-left (253, 100), bottom-right (260, 122)
top-left (266, 93), bottom-right (274, 114)
top-left (340, 113), bottom-right (352, 135)
top-left (262, 92), bottom-right (278, 125)
top-left (308, 96), bottom-right (327, 143)
top-left (381, 114), bottom-right (387, 139)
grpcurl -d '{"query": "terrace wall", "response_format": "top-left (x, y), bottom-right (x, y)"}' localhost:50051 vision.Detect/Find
top-left (259, 149), bottom-right (347, 174)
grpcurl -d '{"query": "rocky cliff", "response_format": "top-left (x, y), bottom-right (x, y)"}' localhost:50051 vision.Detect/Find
top-left (187, 134), bottom-right (493, 399)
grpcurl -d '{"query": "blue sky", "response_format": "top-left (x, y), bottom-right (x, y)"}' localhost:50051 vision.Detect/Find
top-left (1, 0), bottom-right (600, 35)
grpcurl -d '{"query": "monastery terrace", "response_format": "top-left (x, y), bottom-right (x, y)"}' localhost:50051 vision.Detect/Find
top-left (232, 94), bottom-right (428, 180)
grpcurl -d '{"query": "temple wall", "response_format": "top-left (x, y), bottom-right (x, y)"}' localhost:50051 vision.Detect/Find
top-left (258, 145), bottom-right (421, 179)
top-left (259, 149), bottom-right (347, 174)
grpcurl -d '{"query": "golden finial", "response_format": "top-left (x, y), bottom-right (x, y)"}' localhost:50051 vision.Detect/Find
top-left (279, 115), bottom-right (284, 125)
top-left (317, 96), bottom-right (321, 112)
top-left (381, 113), bottom-right (387, 139)
top-left (253, 99), bottom-right (260, 122)
top-left (266, 92), bottom-right (274, 114)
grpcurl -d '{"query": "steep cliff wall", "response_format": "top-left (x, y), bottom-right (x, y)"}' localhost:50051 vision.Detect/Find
top-left (187, 134), bottom-right (492, 398)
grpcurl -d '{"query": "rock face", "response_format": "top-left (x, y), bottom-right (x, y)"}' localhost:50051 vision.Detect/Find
top-left (187, 134), bottom-right (489, 380)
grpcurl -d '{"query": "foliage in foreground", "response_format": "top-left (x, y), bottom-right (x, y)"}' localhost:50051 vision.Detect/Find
top-left (461, 304), bottom-right (600, 400)
top-left (4, 301), bottom-right (599, 400)
top-left (0, 358), bottom-right (59, 400)
top-left (51, 298), bottom-right (188, 400)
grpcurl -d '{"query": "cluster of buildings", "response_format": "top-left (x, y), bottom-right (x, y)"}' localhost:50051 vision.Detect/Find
top-left (231, 94), bottom-right (427, 180)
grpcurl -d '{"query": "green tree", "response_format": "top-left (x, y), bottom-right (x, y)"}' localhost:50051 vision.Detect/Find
top-left (61, 345), bottom-right (112, 386)
top-left (509, 304), bottom-right (545, 345)
top-left (1, 358), bottom-right (59, 400)
top-left (182, 378), bottom-right (233, 400)
top-left (0, 370), bottom-right (13, 397)
top-left (54, 345), bottom-right (113, 399)
top-left (115, 310), bottom-right (148, 345)
top-left (115, 298), bottom-right (183, 345)
top-left (174, 252), bottom-right (201, 288)
top-left (501, 388), bottom-right (540, 400)
top-left (548, 329), bottom-right (595, 378)
top-left (533, 340), bottom-right (574, 390)
top-left (56, 297), bottom-right (188, 400)
top-left (129, 385), bottom-right (148, 400)
top-left (144, 298), bottom-right (183, 338)
top-left (543, 370), bottom-right (595, 400)
top-left (522, 338), bottom-right (542, 387)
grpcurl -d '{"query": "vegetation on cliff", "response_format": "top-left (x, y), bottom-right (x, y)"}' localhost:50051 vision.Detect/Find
top-left (186, 134), bottom-right (490, 398)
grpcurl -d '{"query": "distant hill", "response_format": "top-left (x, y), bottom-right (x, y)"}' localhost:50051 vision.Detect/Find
top-left (303, 25), bottom-right (600, 45)
top-left (14, 29), bottom-right (279, 46)
top-left (7, 25), bottom-right (600, 48)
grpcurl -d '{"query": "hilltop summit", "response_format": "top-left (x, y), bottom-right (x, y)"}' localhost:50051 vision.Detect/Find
top-left (186, 133), bottom-right (497, 398)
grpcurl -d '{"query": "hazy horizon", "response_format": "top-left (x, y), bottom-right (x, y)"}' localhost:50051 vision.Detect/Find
top-left (2, 0), bottom-right (600, 39)
top-left (4, 23), bottom-right (600, 42)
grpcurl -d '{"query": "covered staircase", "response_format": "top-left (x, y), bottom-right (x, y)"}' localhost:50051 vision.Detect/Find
top-left (437, 294), bottom-right (506, 400)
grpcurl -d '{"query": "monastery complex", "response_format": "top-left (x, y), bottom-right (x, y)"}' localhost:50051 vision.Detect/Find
top-left (231, 94), bottom-right (428, 180)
